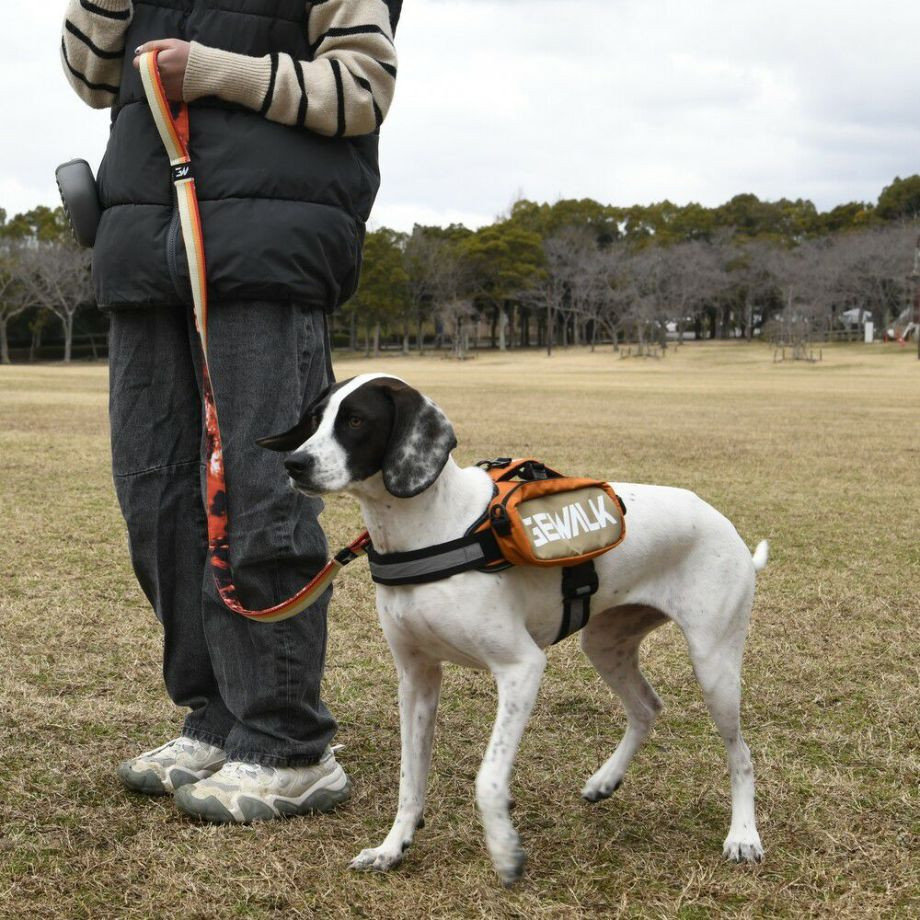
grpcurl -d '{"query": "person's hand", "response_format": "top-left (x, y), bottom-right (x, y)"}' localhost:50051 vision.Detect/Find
top-left (132, 39), bottom-right (191, 101)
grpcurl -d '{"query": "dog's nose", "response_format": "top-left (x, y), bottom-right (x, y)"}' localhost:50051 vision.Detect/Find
top-left (285, 453), bottom-right (313, 477)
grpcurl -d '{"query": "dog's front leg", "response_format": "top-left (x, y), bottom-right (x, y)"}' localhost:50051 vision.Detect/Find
top-left (350, 651), bottom-right (442, 873)
top-left (477, 645), bottom-right (546, 886)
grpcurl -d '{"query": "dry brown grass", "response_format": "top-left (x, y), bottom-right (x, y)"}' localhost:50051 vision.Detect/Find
top-left (1, 342), bottom-right (917, 919)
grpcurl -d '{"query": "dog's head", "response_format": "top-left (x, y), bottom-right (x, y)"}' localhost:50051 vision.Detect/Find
top-left (256, 374), bottom-right (457, 498)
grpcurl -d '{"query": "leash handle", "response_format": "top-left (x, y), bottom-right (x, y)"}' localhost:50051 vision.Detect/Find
top-left (139, 51), bottom-right (367, 622)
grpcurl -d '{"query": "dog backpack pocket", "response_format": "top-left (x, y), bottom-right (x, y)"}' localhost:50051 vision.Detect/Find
top-left (479, 459), bottom-right (626, 568)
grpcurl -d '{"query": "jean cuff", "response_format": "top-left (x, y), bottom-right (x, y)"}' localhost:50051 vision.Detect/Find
top-left (224, 748), bottom-right (326, 768)
top-left (182, 726), bottom-right (229, 750)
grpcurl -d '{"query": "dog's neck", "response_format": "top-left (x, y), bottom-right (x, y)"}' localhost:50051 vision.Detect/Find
top-left (349, 457), bottom-right (494, 554)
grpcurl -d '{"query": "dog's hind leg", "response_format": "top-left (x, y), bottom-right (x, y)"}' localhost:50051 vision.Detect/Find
top-left (350, 648), bottom-right (442, 873)
top-left (579, 604), bottom-right (668, 802)
top-left (477, 639), bottom-right (547, 886)
top-left (684, 590), bottom-right (763, 863)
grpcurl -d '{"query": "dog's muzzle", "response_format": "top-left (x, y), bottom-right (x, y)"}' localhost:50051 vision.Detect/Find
top-left (284, 452), bottom-right (321, 492)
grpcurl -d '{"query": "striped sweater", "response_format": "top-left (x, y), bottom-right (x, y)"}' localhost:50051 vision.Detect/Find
top-left (61, 0), bottom-right (397, 137)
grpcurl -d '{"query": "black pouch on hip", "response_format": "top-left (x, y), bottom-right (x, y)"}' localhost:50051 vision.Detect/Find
top-left (55, 159), bottom-right (101, 248)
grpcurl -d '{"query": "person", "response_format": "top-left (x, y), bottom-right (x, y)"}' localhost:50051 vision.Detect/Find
top-left (60, 0), bottom-right (399, 824)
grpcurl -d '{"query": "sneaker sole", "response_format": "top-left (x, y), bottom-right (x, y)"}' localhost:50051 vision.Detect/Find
top-left (117, 763), bottom-right (220, 796)
top-left (174, 772), bottom-right (352, 824)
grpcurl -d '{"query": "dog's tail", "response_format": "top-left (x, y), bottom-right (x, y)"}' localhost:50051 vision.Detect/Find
top-left (751, 540), bottom-right (769, 572)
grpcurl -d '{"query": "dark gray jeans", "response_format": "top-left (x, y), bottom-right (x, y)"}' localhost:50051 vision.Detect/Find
top-left (109, 300), bottom-right (336, 766)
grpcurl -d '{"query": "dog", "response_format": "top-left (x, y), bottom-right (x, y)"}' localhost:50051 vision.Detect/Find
top-left (258, 373), bottom-right (767, 885)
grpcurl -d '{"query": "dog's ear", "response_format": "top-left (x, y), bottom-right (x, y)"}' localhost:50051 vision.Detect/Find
top-left (379, 380), bottom-right (457, 498)
top-left (255, 415), bottom-right (316, 452)
top-left (256, 384), bottom-right (336, 452)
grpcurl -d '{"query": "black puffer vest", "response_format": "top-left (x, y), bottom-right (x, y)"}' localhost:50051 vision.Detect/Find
top-left (94, 0), bottom-right (385, 311)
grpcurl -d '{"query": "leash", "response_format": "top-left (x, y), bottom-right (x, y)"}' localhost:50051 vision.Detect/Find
top-left (139, 51), bottom-right (369, 623)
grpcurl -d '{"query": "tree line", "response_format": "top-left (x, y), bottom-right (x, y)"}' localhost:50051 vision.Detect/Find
top-left (4, 175), bottom-right (920, 363)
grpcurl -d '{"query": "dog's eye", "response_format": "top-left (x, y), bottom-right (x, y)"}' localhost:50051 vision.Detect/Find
top-left (348, 415), bottom-right (363, 429)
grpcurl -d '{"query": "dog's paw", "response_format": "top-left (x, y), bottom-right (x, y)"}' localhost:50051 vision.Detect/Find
top-left (486, 830), bottom-right (527, 887)
top-left (722, 834), bottom-right (764, 863)
top-left (581, 778), bottom-right (621, 803)
top-left (349, 845), bottom-right (405, 873)
top-left (492, 843), bottom-right (526, 888)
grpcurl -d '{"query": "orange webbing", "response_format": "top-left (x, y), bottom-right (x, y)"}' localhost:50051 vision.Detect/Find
top-left (139, 51), bottom-right (367, 622)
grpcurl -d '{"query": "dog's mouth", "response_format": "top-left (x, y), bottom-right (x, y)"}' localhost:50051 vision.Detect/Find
top-left (287, 475), bottom-right (324, 497)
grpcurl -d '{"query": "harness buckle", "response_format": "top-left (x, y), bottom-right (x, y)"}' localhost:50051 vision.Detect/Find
top-left (561, 562), bottom-right (599, 599)
top-left (519, 460), bottom-right (548, 481)
top-left (489, 504), bottom-right (513, 537)
top-left (476, 457), bottom-right (513, 471)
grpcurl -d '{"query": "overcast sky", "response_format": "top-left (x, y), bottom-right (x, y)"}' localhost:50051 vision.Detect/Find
top-left (4, 1), bottom-right (920, 231)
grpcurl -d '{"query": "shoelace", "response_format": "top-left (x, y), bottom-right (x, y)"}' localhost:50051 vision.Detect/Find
top-left (222, 762), bottom-right (270, 781)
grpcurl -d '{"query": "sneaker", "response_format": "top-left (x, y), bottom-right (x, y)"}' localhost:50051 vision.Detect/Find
top-left (173, 748), bottom-right (351, 823)
top-left (117, 736), bottom-right (227, 796)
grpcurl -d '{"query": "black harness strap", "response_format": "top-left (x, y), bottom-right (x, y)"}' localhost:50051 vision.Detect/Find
top-left (367, 533), bottom-right (598, 645)
top-left (556, 562), bottom-right (599, 644)
top-left (366, 529), bottom-right (503, 587)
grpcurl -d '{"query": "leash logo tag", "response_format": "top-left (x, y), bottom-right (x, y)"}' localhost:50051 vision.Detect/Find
top-left (171, 163), bottom-right (193, 182)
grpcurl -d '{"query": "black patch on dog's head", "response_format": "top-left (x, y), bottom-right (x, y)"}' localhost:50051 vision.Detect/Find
top-left (376, 379), bottom-right (457, 498)
top-left (332, 379), bottom-right (398, 483)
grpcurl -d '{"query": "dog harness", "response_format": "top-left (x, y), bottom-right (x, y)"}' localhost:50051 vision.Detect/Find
top-left (366, 459), bottom-right (627, 644)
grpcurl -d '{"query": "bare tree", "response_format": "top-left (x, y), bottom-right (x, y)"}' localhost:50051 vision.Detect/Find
top-left (437, 298), bottom-right (477, 359)
top-left (595, 242), bottom-right (640, 349)
top-left (19, 241), bottom-right (92, 362)
top-left (632, 240), bottom-right (728, 345)
top-left (403, 228), bottom-right (464, 353)
top-left (527, 228), bottom-right (600, 355)
top-left (725, 238), bottom-right (775, 340)
top-left (0, 239), bottom-right (32, 364)
top-left (829, 223), bottom-right (917, 330)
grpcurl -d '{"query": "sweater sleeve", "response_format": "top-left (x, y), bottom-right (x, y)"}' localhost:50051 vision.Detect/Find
top-left (60, 0), bottom-right (133, 109)
top-left (182, 0), bottom-right (397, 137)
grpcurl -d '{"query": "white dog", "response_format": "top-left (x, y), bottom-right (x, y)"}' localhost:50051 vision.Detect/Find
top-left (258, 373), bottom-right (767, 885)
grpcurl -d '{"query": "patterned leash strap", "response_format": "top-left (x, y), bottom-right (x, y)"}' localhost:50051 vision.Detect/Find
top-left (139, 51), bottom-right (370, 623)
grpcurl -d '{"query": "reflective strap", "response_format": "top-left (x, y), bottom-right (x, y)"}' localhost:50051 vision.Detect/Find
top-left (139, 49), bottom-right (368, 623)
top-left (366, 530), bottom-right (502, 587)
top-left (554, 594), bottom-right (591, 644)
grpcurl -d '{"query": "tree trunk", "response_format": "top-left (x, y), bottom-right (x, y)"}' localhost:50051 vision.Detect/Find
top-left (546, 306), bottom-right (555, 356)
top-left (363, 323), bottom-right (370, 357)
top-left (349, 311), bottom-right (357, 351)
top-left (416, 318), bottom-right (424, 355)
top-left (0, 319), bottom-right (9, 364)
top-left (63, 312), bottom-right (74, 363)
top-left (498, 307), bottom-right (507, 351)
top-left (402, 321), bottom-right (410, 355)
top-left (373, 322), bottom-right (381, 357)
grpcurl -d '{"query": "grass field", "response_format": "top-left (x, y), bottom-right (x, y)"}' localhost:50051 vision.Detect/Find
top-left (1, 342), bottom-right (917, 919)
